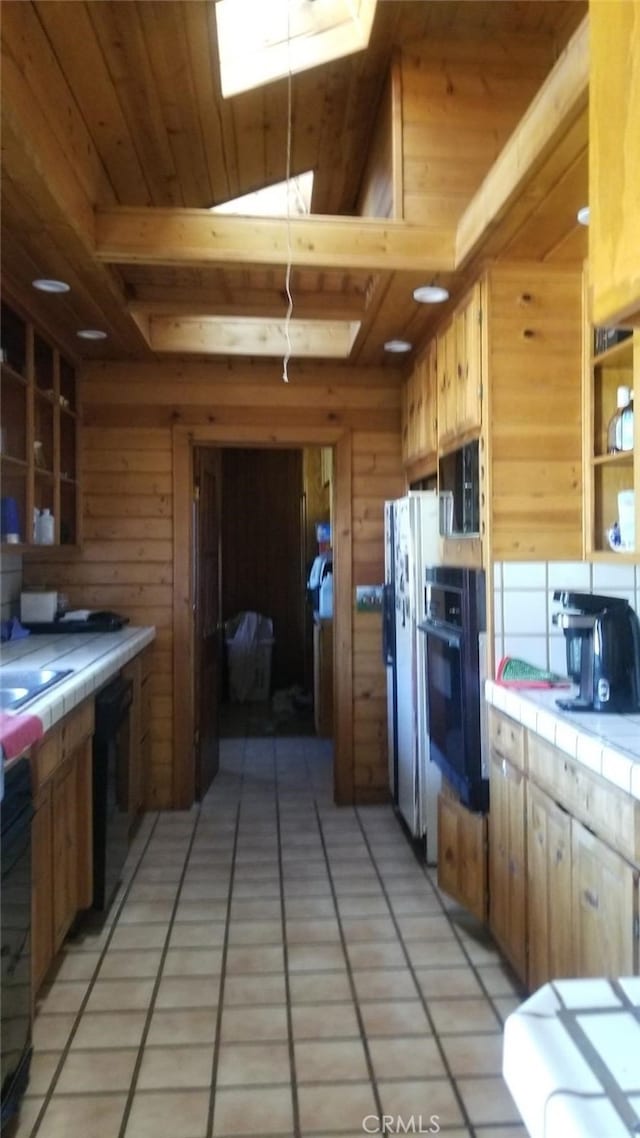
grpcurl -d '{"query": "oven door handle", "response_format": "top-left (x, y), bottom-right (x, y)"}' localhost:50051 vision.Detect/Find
top-left (420, 622), bottom-right (463, 650)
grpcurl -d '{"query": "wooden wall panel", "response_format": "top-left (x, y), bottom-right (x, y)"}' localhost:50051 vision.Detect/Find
top-left (23, 424), bottom-right (174, 806)
top-left (399, 38), bottom-right (550, 228)
top-left (24, 361), bottom-right (403, 808)
top-left (485, 263), bottom-right (582, 560)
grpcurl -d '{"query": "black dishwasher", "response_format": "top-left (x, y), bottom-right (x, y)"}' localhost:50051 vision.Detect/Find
top-left (92, 675), bottom-right (133, 912)
top-left (1, 758), bottom-right (33, 1132)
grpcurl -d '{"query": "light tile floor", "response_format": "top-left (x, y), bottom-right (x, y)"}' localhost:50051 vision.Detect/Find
top-left (15, 736), bottom-right (527, 1138)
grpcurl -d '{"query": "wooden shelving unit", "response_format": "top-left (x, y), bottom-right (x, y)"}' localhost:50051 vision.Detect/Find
top-left (1, 299), bottom-right (81, 552)
top-left (584, 331), bottom-right (638, 559)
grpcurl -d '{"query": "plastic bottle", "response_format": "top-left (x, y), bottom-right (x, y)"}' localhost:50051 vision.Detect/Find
top-left (36, 508), bottom-right (55, 544)
top-left (607, 385), bottom-right (631, 453)
top-left (621, 389), bottom-right (634, 452)
top-left (319, 571), bottom-right (333, 618)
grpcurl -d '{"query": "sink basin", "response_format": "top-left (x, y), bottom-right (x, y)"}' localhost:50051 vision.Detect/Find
top-left (0, 668), bottom-right (73, 712)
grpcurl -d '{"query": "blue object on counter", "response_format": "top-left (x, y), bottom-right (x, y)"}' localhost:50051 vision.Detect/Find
top-left (0, 618), bottom-right (30, 643)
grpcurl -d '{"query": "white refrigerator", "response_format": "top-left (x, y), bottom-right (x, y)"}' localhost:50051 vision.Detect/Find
top-left (384, 491), bottom-right (442, 862)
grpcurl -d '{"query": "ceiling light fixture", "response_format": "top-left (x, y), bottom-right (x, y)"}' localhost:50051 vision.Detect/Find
top-left (577, 206), bottom-right (590, 226)
top-left (32, 278), bottom-right (70, 294)
top-left (77, 329), bottom-right (108, 340)
top-left (384, 339), bottom-right (412, 354)
top-left (413, 285), bottom-right (449, 304)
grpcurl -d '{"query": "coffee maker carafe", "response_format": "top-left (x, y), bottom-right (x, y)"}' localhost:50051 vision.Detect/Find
top-left (553, 591), bottom-right (640, 713)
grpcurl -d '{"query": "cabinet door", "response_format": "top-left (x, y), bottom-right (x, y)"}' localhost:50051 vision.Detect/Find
top-left (456, 283), bottom-right (482, 436)
top-left (488, 749), bottom-right (527, 982)
top-left (437, 791), bottom-right (487, 921)
top-left (571, 818), bottom-right (639, 977)
top-left (589, 0), bottom-right (640, 327)
top-left (31, 783), bottom-right (53, 995)
top-left (526, 783), bottom-right (573, 990)
top-left (424, 337), bottom-right (438, 457)
top-left (437, 322), bottom-right (456, 447)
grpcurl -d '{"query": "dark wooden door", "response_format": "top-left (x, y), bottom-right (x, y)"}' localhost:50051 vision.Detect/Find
top-left (194, 447), bottom-right (221, 799)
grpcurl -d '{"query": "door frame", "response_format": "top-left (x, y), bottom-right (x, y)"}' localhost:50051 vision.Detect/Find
top-left (172, 424), bottom-right (353, 808)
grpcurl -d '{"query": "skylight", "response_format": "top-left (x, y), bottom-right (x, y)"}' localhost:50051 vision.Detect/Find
top-left (210, 172), bottom-right (314, 218)
top-left (215, 0), bottom-right (377, 98)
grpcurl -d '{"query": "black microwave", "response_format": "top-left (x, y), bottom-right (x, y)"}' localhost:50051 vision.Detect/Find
top-left (438, 440), bottom-right (480, 535)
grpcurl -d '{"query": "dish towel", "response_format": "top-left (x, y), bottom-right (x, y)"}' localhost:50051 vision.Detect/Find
top-left (0, 710), bottom-right (44, 761)
top-left (496, 656), bottom-right (571, 689)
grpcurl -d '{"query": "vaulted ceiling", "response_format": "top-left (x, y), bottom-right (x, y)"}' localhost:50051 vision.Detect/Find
top-left (1, 0), bottom-right (588, 373)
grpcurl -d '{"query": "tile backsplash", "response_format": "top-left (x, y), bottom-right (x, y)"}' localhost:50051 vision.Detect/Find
top-left (1, 552), bottom-right (23, 621)
top-left (493, 560), bottom-right (640, 676)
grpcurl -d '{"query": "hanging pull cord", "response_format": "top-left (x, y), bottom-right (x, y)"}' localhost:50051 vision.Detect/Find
top-left (282, 3), bottom-right (293, 383)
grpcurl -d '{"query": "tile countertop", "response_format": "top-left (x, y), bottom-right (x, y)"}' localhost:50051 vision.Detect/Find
top-left (503, 977), bottom-right (640, 1138)
top-left (485, 679), bottom-right (640, 802)
top-left (0, 626), bottom-right (155, 740)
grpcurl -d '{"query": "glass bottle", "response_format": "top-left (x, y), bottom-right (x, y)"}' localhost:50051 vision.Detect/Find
top-left (607, 385), bottom-right (631, 453)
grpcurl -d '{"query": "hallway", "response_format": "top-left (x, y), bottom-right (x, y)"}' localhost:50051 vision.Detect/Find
top-left (17, 738), bottom-right (525, 1138)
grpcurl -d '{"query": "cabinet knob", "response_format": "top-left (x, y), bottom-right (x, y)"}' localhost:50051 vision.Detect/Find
top-left (522, 328), bottom-right (535, 339)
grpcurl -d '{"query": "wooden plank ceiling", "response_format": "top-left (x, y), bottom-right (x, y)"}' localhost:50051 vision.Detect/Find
top-left (1, 0), bottom-right (588, 373)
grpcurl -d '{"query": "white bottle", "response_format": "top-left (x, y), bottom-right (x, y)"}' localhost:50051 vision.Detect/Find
top-left (319, 571), bottom-right (333, 618)
top-left (37, 508), bottom-right (55, 544)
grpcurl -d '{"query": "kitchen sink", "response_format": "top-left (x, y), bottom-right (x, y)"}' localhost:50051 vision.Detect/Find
top-left (0, 668), bottom-right (73, 712)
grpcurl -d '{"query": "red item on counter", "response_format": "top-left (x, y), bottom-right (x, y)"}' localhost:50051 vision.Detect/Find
top-left (0, 710), bottom-right (43, 760)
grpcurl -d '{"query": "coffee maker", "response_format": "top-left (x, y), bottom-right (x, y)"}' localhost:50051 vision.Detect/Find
top-left (552, 591), bottom-right (640, 713)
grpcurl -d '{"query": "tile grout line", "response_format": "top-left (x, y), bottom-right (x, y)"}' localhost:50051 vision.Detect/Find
top-left (26, 811), bottom-right (163, 1137)
top-left (203, 738), bottom-right (246, 1138)
top-left (354, 809), bottom-right (478, 1135)
top-left (113, 808), bottom-right (211, 1138)
top-left (274, 740), bottom-right (302, 1138)
top-left (311, 796), bottom-right (386, 1130)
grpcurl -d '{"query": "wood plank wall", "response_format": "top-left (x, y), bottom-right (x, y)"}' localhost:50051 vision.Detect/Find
top-left (399, 37), bottom-right (552, 228)
top-left (24, 361), bottom-right (404, 808)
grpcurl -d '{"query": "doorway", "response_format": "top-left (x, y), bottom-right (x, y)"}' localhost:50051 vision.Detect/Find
top-left (172, 427), bottom-right (353, 810)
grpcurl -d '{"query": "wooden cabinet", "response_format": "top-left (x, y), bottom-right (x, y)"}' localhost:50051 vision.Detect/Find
top-left (589, 0), bottom-right (640, 328)
top-left (437, 787), bottom-right (487, 922)
top-left (584, 330), bottom-right (638, 560)
top-left (30, 701), bottom-right (94, 993)
top-left (571, 818), bottom-right (638, 977)
top-left (488, 708), bottom-right (527, 981)
top-left (486, 707), bottom-right (640, 988)
top-left (436, 320), bottom-right (457, 448)
top-left (453, 283), bottom-right (483, 440)
top-left (402, 338), bottom-right (437, 467)
top-left (0, 298), bottom-right (81, 551)
top-left (526, 783), bottom-right (572, 991)
top-left (123, 648), bottom-right (153, 826)
top-left (313, 618), bottom-right (333, 737)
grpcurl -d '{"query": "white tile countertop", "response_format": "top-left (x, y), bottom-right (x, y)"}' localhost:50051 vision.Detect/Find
top-left (0, 626), bottom-right (155, 739)
top-left (485, 680), bottom-right (640, 801)
top-left (503, 977), bottom-right (640, 1138)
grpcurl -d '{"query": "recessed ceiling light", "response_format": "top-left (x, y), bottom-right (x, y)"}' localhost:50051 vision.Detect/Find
top-left (384, 339), bottom-right (412, 353)
top-left (413, 285), bottom-right (449, 304)
top-left (77, 329), bottom-right (108, 341)
top-left (577, 206), bottom-right (590, 226)
top-left (32, 278), bottom-right (70, 294)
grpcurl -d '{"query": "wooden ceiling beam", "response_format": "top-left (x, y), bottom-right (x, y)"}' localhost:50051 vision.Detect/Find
top-left (94, 208), bottom-right (457, 272)
top-left (455, 15), bottom-right (589, 268)
top-left (128, 292), bottom-right (368, 322)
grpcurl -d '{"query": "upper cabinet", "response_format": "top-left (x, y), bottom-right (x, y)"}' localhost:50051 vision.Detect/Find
top-left (0, 300), bottom-right (81, 552)
top-left (589, 0), bottom-right (640, 327)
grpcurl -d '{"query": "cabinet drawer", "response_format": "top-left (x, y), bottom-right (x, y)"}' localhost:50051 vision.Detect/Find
top-left (32, 726), bottom-right (62, 790)
top-left (488, 708), bottom-right (526, 772)
top-left (528, 733), bottom-right (640, 864)
top-left (61, 700), bottom-right (94, 758)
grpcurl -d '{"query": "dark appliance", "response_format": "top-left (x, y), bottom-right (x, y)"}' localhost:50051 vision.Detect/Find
top-left (418, 566), bottom-right (488, 811)
top-left (553, 591), bottom-right (640, 713)
top-left (438, 441), bottom-right (480, 536)
top-left (1, 759), bottom-right (33, 1132)
top-left (92, 675), bottom-right (133, 911)
top-left (23, 611), bottom-right (129, 634)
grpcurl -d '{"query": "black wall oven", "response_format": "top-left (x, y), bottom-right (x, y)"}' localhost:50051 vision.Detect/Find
top-left (418, 567), bottom-right (488, 812)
